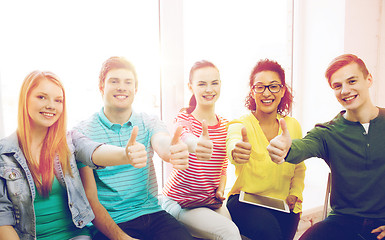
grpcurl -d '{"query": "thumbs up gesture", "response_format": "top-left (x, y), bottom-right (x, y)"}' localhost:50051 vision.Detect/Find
top-left (169, 126), bottom-right (189, 170)
top-left (267, 118), bottom-right (292, 164)
top-left (195, 120), bottom-right (213, 161)
top-left (125, 126), bottom-right (148, 168)
top-left (232, 127), bottom-right (252, 164)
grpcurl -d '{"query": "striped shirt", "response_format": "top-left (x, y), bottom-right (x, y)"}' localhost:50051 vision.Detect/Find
top-left (75, 108), bottom-right (166, 223)
top-left (162, 112), bottom-right (228, 208)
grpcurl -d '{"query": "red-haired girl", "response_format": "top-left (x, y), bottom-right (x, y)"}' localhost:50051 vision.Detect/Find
top-left (0, 71), bottom-right (145, 240)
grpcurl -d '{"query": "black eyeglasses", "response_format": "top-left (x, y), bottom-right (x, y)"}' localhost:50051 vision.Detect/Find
top-left (252, 84), bottom-right (283, 93)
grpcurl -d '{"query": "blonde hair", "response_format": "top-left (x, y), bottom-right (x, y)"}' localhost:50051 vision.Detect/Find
top-left (17, 70), bottom-right (71, 197)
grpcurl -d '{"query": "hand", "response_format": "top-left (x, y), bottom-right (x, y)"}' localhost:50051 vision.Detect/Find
top-left (195, 120), bottom-right (213, 161)
top-left (170, 126), bottom-right (189, 170)
top-left (286, 195), bottom-right (298, 210)
top-left (232, 127), bottom-right (252, 164)
top-left (125, 126), bottom-right (147, 168)
top-left (267, 118), bottom-right (292, 164)
top-left (372, 225), bottom-right (385, 239)
top-left (215, 189), bottom-right (226, 202)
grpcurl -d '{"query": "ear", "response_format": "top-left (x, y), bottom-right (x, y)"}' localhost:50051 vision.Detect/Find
top-left (366, 73), bottom-right (373, 88)
top-left (99, 84), bottom-right (104, 96)
top-left (188, 83), bottom-right (193, 92)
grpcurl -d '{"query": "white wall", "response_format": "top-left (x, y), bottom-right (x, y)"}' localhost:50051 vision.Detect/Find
top-left (344, 0), bottom-right (385, 106)
top-left (0, 75), bottom-right (3, 138)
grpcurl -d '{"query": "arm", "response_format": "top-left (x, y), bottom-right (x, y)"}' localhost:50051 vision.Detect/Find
top-left (226, 123), bottom-right (251, 164)
top-left (0, 226), bottom-right (19, 240)
top-left (151, 127), bottom-right (189, 170)
top-left (215, 175), bottom-right (227, 202)
top-left (0, 177), bottom-right (19, 240)
top-left (180, 121), bottom-right (213, 161)
top-left (286, 162), bottom-right (306, 210)
top-left (268, 119), bottom-right (327, 165)
top-left (79, 167), bottom-right (137, 240)
top-left (92, 126), bottom-right (147, 168)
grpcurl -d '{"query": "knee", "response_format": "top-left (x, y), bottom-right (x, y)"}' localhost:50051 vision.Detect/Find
top-left (215, 221), bottom-right (242, 240)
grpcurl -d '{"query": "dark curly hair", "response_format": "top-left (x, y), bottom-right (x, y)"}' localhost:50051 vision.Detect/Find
top-left (245, 59), bottom-right (293, 116)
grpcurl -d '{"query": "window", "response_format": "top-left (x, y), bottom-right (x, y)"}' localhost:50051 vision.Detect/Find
top-left (182, 0), bottom-right (294, 191)
top-left (0, 0), bottom-right (161, 136)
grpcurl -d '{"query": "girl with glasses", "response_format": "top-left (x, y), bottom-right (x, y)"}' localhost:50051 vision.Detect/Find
top-left (226, 59), bottom-right (306, 240)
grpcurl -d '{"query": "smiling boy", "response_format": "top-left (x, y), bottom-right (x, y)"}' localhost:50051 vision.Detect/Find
top-left (75, 57), bottom-right (193, 240)
top-left (267, 54), bottom-right (385, 240)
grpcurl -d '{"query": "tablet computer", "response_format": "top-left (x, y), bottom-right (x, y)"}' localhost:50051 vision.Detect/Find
top-left (239, 191), bottom-right (290, 213)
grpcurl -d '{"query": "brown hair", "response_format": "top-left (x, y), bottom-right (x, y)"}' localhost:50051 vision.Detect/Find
top-left (183, 60), bottom-right (219, 114)
top-left (99, 56), bottom-right (138, 91)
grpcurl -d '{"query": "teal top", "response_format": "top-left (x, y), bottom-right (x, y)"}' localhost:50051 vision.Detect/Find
top-left (75, 109), bottom-right (167, 223)
top-left (34, 177), bottom-right (90, 239)
top-left (286, 108), bottom-right (385, 219)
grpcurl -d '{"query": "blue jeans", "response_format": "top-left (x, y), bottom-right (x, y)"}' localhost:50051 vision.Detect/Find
top-left (93, 210), bottom-right (193, 240)
top-left (227, 194), bottom-right (300, 240)
top-left (299, 214), bottom-right (385, 240)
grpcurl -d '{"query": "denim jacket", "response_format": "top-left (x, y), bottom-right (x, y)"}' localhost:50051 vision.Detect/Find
top-left (0, 130), bottom-right (102, 240)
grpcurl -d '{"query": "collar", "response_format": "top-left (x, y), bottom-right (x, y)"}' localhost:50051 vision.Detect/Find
top-left (98, 107), bottom-right (134, 130)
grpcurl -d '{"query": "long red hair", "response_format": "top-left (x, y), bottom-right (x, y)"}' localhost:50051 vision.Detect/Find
top-left (17, 70), bottom-right (71, 197)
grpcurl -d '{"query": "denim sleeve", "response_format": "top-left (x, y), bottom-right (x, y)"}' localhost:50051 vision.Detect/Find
top-left (0, 177), bottom-right (16, 226)
top-left (68, 130), bottom-right (105, 169)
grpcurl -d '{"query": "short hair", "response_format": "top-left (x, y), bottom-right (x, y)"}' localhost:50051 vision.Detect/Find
top-left (99, 56), bottom-right (138, 90)
top-left (245, 59), bottom-right (293, 116)
top-left (325, 54), bottom-right (369, 86)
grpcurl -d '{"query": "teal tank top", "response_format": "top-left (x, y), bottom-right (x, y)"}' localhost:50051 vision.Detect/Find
top-left (34, 177), bottom-right (91, 239)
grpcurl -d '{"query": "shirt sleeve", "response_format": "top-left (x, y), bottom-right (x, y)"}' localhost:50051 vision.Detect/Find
top-left (68, 130), bottom-right (104, 169)
top-left (289, 162), bottom-right (306, 200)
top-left (0, 175), bottom-right (17, 226)
top-left (286, 127), bottom-right (327, 164)
top-left (226, 121), bottom-right (244, 165)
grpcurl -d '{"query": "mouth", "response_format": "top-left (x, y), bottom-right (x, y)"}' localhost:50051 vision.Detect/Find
top-left (203, 94), bottom-right (216, 100)
top-left (40, 112), bottom-right (55, 118)
top-left (114, 94), bottom-right (128, 100)
top-left (261, 99), bottom-right (274, 105)
top-left (342, 95), bottom-right (357, 103)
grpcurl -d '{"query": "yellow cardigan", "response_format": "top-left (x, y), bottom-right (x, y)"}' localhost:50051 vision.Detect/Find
top-left (226, 113), bottom-right (306, 214)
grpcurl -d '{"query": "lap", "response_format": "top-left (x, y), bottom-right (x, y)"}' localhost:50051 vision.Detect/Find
top-left (162, 195), bottom-right (241, 240)
top-left (299, 214), bottom-right (385, 240)
top-left (94, 211), bottom-right (193, 240)
top-left (227, 194), bottom-right (300, 240)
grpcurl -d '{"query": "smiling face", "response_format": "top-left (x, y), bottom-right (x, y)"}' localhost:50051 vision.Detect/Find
top-left (189, 66), bottom-right (221, 108)
top-left (330, 62), bottom-right (373, 113)
top-left (27, 79), bottom-right (64, 131)
top-left (251, 70), bottom-right (285, 115)
top-left (100, 68), bottom-right (137, 114)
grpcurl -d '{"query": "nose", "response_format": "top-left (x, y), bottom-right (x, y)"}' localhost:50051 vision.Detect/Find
top-left (117, 82), bottom-right (126, 91)
top-left (205, 85), bottom-right (213, 92)
top-left (262, 86), bottom-right (271, 96)
top-left (46, 99), bottom-right (55, 110)
top-left (340, 84), bottom-right (351, 95)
